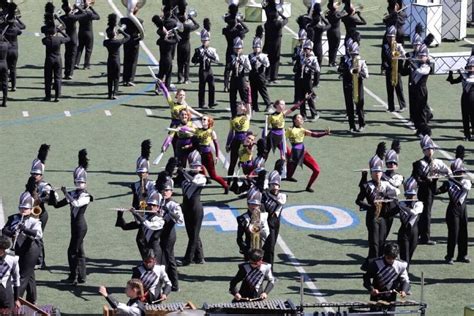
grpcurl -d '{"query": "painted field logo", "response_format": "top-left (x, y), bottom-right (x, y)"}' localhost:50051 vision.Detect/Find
top-left (199, 205), bottom-right (359, 232)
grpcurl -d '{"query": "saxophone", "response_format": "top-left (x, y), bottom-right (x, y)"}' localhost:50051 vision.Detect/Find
top-left (139, 176), bottom-right (147, 210)
top-left (373, 182), bottom-right (383, 222)
top-left (352, 55), bottom-right (361, 104)
top-left (390, 40), bottom-right (400, 87)
top-left (249, 206), bottom-right (261, 250)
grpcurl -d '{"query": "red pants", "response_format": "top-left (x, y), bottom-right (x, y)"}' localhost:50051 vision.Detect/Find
top-left (201, 151), bottom-right (228, 189)
top-left (286, 150), bottom-right (320, 189)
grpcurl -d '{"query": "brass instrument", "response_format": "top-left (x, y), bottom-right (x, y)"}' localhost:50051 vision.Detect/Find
top-left (352, 55), bottom-right (360, 104)
top-left (54, 10), bottom-right (67, 32)
top-left (373, 182), bottom-right (383, 221)
top-left (390, 39), bottom-right (400, 87)
top-left (249, 206), bottom-right (261, 250)
top-left (187, 8), bottom-right (197, 19)
top-left (120, 0), bottom-right (146, 40)
top-left (139, 176), bottom-right (147, 210)
top-left (11, 214), bottom-right (25, 251)
top-left (224, 0), bottom-right (249, 8)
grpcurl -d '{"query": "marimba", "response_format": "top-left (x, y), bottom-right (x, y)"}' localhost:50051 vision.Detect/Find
top-left (203, 299), bottom-right (298, 315)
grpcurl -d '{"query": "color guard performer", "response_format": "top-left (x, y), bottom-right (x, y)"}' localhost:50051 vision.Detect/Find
top-left (177, 151), bottom-right (206, 266)
top-left (0, 236), bottom-right (20, 310)
top-left (74, 0), bottom-right (100, 70)
top-left (52, 149), bottom-right (93, 285)
top-left (191, 19), bottom-right (219, 109)
top-left (229, 248), bottom-right (275, 302)
top-left (60, 0), bottom-right (87, 80)
top-left (356, 151), bottom-right (399, 270)
top-left (381, 25), bottom-right (406, 113)
top-left (227, 37), bottom-right (250, 117)
top-left (262, 172), bottom-right (286, 266)
top-left (194, 115), bottom-right (229, 193)
top-left (226, 102), bottom-right (252, 180)
top-left (338, 41), bottom-right (368, 132)
top-left (41, 13), bottom-right (70, 102)
top-left (131, 251), bottom-right (171, 304)
top-left (156, 174), bottom-right (183, 292)
top-left (99, 279), bottom-right (145, 316)
top-left (2, 182), bottom-right (43, 304)
top-left (447, 56), bottom-right (474, 141)
top-left (285, 114), bottom-right (330, 192)
top-left (103, 14), bottom-right (130, 100)
top-left (363, 243), bottom-right (409, 314)
top-left (412, 135), bottom-right (451, 245)
top-left (435, 146), bottom-right (471, 264)
top-left (249, 26), bottom-right (271, 113)
top-left (395, 176), bottom-right (423, 267)
top-left (231, 131), bottom-right (256, 194)
top-left (29, 144), bottom-right (55, 269)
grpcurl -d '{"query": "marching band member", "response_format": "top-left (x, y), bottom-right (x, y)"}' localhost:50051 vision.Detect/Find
top-left (262, 172), bottom-right (286, 266)
top-left (325, 0), bottom-right (343, 67)
top-left (52, 149), bottom-right (93, 285)
top-left (222, 4), bottom-right (249, 92)
top-left (341, 0), bottom-right (366, 44)
top-left (292, 29), bottom-right (307, 104)
top-left (412, 135), bottom-right (451, 246)
top-left (0, 28), bottom-right (8, 108)
top-left (153, 8), bottom-right (177, 90)
top-left (191, 19), bottom-right (219, 109)
top-left (177, 151), bottom-right (206, 266)
top-left (120, 8), bottom-right (142, 87)
top-left (401, 30), bottom-right (423, 123)
top-left (263, 0), bottom-right (287, 83)
top-left (60, 0), bottom-right (87, 80)
top-left (356, 152), bottom-right (399, 270)
top-left (383, 0), bottom-right (407, 45)
top-left (381, 25), bottom-right (406, 113)
top-left (4, 2), bottom-right (25, 92)
top-left (307, 3), bottom-right (330, 85)
top-left (395, 176), bottom-right (423, 267)
top-left (227, 37), bottom-right (250, 117)
top-left (176, 12), bottom-right (199, 84)
top-left (249, 26), bottom-right (271, 113)
top-left (447, 55), bottom-right (474, 141)
top-left (156, 173), bottom-right (183, 292)
top-left (363, 243), bottom-right (409, 314)
top-left (435, 146), bottom-right (471, 264)
top-left (295, 40), bottom-right (319, 121)
top-left (338, 41), bottom-right (368, 133)
top-left (0, 236), bottom-right (20, 310)
top-left (285, 114), bottom-right (330, 192)
top-left (74, 0), bottom-right (100, 70)
top-left (99, 279), bottom-right (145, 316)
top-left (41, 12), bottom-right (70, 102)
top-left (195, 115), bottom-right (229, 193)
top-left (229, 248), bottom-right (275, 302)
top-left (131, 251), bottom-right (171, 304)
top-left (29, 144), bottom-right (55, 269)
top-left (226, 102), bottom-right (252, 181)
top-left (2, 181), bottom-right (43, 304)
top-left (383, 140), bottom-right (403, 237)
top-left (103, 14), bottom-right (130, 100)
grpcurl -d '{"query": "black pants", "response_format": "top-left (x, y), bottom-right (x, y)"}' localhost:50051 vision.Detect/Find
top-left (183, 201), bottom-right (204, 262)
top-left (37, 209), bottom-right (49, 267)
top-left (76, 31), bottom-right (94, 68)
top-left (7, 49), bottom-right (18, 89)
top-left (18, 243), bottom-right (40, 304)
top-left (296, 76), bottom-right (317, 118)
top-left (123, 42), bottom-right (140, 83)
top-left (249, 73), bottom-right (271, 111)
top-left (263, 214), bottom-right (280, 266)
top-left (160, 223), bottom-right (178, 288)
top-left (385, 70), bottom-right (406, 111)
top-left (107, 60), bottom-right (120, 98)
top-left (198, 69), bottom-right (215, 107)
top-left (0, 280), bottom-right (14, 309)
top-left (0, 63), bottom-right (7, 104)
top-left (398, 225), bottom-right (418, 266)
top-left (327, 29), bottom-right (340, 65)
top-left (343, 79), bottom-right (365, 129)
top-left (158, 57), bottom-right (173, 89)
top-left (44, 59), bottom-right (62, 99)
top-left (461, 92), bottom-right (474, 139)
top-left (229, 76), bottom-right (249, 117)
top-left (64, 41), bottom-right (77, 77)
top-left (265, 41), bottom-right (281, 81)
top-left (366, 214), bottom-right (387, 261)
top-left (227, 138), bottom-right (243, 179)
top-left (446, 205), bottom-right (468, 260)
top-left (418, 188), bottom-right (434, 243)
top-left (147, 231), bottom-right (163, 264)
top-left (68, 222), bottom-right (87, 281)
top-left (177, 41), bottom-right (191, 82)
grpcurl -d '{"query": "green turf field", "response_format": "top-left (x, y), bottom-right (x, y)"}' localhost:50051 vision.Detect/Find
top-left (0, 0), bottom-right (473, 314)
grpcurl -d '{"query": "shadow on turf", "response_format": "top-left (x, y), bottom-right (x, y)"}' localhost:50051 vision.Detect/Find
top-left (276, 252), bottom-right (365, 268)
top-left (309, 234), bottom-right (366, 248)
